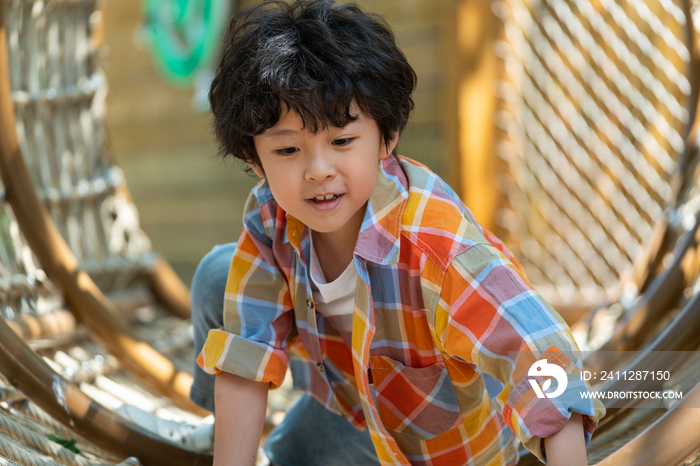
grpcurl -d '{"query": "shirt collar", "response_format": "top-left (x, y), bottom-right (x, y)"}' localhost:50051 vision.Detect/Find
top-left (285, 155), bottom-right (408, 265)
top-left (354, 155), bottom-right (408, 265)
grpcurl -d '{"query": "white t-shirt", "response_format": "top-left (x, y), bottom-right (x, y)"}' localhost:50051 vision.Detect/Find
top-left (309, 236), bottom-right (357, 346)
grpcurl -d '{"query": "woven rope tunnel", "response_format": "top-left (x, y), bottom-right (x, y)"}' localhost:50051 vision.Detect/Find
top-left (1, 0), bottom-right (700, 465)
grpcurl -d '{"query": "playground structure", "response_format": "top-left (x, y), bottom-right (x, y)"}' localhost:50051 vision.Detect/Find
top-left (0, 0), bottom-right (699, 465)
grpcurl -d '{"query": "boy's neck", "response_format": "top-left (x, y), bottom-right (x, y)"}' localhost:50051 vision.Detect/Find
top-left (310, 204), bottom-right (366, 282)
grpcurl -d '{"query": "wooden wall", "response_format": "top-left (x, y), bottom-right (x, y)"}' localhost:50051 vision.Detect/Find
top-left (102, 0), bottom-right (461, 285)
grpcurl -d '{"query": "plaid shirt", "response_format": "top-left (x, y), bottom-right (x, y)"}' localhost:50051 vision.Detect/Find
top-left (198, 155), bottom-right (605, 465)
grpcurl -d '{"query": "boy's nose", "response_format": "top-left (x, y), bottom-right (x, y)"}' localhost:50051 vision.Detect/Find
top-left (304, 151), bottom-right (336, 182)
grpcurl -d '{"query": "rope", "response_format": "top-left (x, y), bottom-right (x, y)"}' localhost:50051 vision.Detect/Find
top-left (0, 412), bottom-right (140, 465)
top-left (143, 0), bottom-right (230, 84)
top-left (0, 454), bottom-right (23, 466)
top-left (15, 405), bottom-right (79, 450)
top-left (0, 431), bottom-right (66, 466)
top-left (4, 0), bottom-right (155, 296)
top-left (0, 411), bottom-right (95, 466)
top-left (493, 0), bottom-right (692, 305)
top-left (0, 386), bottom-right (24, 404)
top-left (15, 403), bottom-right (120, 463)
top-left (114, 460), bottom-right (140, 466)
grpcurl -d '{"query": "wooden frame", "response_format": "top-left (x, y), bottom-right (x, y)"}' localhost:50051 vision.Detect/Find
top-left (0, 316), bottom-right (213, 465)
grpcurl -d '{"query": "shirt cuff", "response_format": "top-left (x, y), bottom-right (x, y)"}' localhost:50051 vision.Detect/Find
top-left (196, 328), bottom-right (290, 389)
top-left (507, 378), bottom-right (605, 461)
top-left (502, 346), bottom-right (606, 461)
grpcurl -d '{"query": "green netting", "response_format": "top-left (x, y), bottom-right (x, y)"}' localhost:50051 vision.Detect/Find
top-left (143, 0), bottom-right (230, 85)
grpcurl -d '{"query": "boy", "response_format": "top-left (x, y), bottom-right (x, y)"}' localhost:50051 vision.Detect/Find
top-left (192, 1), bottom-right (606, 465)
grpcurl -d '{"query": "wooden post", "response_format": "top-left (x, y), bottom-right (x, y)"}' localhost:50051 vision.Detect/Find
top-left (453, 0), bottom-right (502, 230)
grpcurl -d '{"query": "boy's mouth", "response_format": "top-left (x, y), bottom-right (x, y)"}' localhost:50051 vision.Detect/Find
top-left (310, 194), bottom-right (341, 203)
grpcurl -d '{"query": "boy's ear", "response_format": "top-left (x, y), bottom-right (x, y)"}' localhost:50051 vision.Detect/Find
top-left (381, 131), bottom-right (400, 160)
top-left (249, 163), bottom-right (266, 178)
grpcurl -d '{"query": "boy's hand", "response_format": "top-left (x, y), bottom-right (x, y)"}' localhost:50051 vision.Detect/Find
top-left (213, 372), bottom-right (268, 466)
top-left (543, 413), bottom-right (588, 466)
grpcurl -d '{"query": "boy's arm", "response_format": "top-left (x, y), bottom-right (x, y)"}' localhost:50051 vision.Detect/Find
top-left (543, 413), bottom-right (587, 466)
top-left (213, 372), bottom-right (268, 466)
top-left (434, 243), bottom-right (605, 461)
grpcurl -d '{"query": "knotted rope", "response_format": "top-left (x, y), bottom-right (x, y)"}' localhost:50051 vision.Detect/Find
top-left (0, 410), bottom-right (140, 466)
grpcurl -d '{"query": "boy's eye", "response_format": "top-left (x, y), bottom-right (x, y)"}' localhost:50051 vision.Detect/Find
top-left (332, 138), bottom-right (354, 147)
top-left (277, 147), bottom-right (299, 155)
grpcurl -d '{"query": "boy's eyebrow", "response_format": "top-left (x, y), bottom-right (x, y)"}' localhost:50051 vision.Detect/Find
top-left (264, 118), bottom-right (362, 138)
top-left (266, 128), bottom-right (300, 137)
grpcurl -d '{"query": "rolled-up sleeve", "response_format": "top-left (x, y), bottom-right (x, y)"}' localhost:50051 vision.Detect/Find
top-left (197, 191), bottom-right (297, 390)
top-left (435, 243), bottom-right (605, 461)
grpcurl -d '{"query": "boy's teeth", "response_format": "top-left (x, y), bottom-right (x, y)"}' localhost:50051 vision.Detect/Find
top-left (313, 194), bottom-right (338, 201)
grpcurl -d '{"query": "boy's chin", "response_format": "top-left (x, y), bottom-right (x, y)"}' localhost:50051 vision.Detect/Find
top-left (307, 218), bottom-right (357, 236)
top-left (309, 223), bottom-right (345, 235)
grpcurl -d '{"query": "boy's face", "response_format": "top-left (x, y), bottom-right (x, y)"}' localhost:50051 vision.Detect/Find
top-left (251, 104), bottom-right (397, 240)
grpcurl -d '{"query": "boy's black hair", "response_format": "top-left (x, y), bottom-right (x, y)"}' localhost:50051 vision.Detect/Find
top-left (209, 0), bottom-right (417, 167)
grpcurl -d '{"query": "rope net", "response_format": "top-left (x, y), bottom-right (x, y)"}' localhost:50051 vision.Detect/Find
top-left (4, 0), bottom-right (155, 294)
top-left (493, 0), bottom-right (694, 309)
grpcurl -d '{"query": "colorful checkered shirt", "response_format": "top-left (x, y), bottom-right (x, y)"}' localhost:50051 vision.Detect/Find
top-left (198, 155), bottom-right (606, 465)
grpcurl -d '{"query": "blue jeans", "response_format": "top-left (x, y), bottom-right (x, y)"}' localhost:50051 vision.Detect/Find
top-left (190, 243), bottom-right (380, 466)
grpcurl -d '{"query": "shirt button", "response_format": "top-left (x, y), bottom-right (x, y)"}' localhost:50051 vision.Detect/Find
top-left (317, 362), bottom-right (325, 372)
top-left (307, 298), bottom-right (314, 310)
